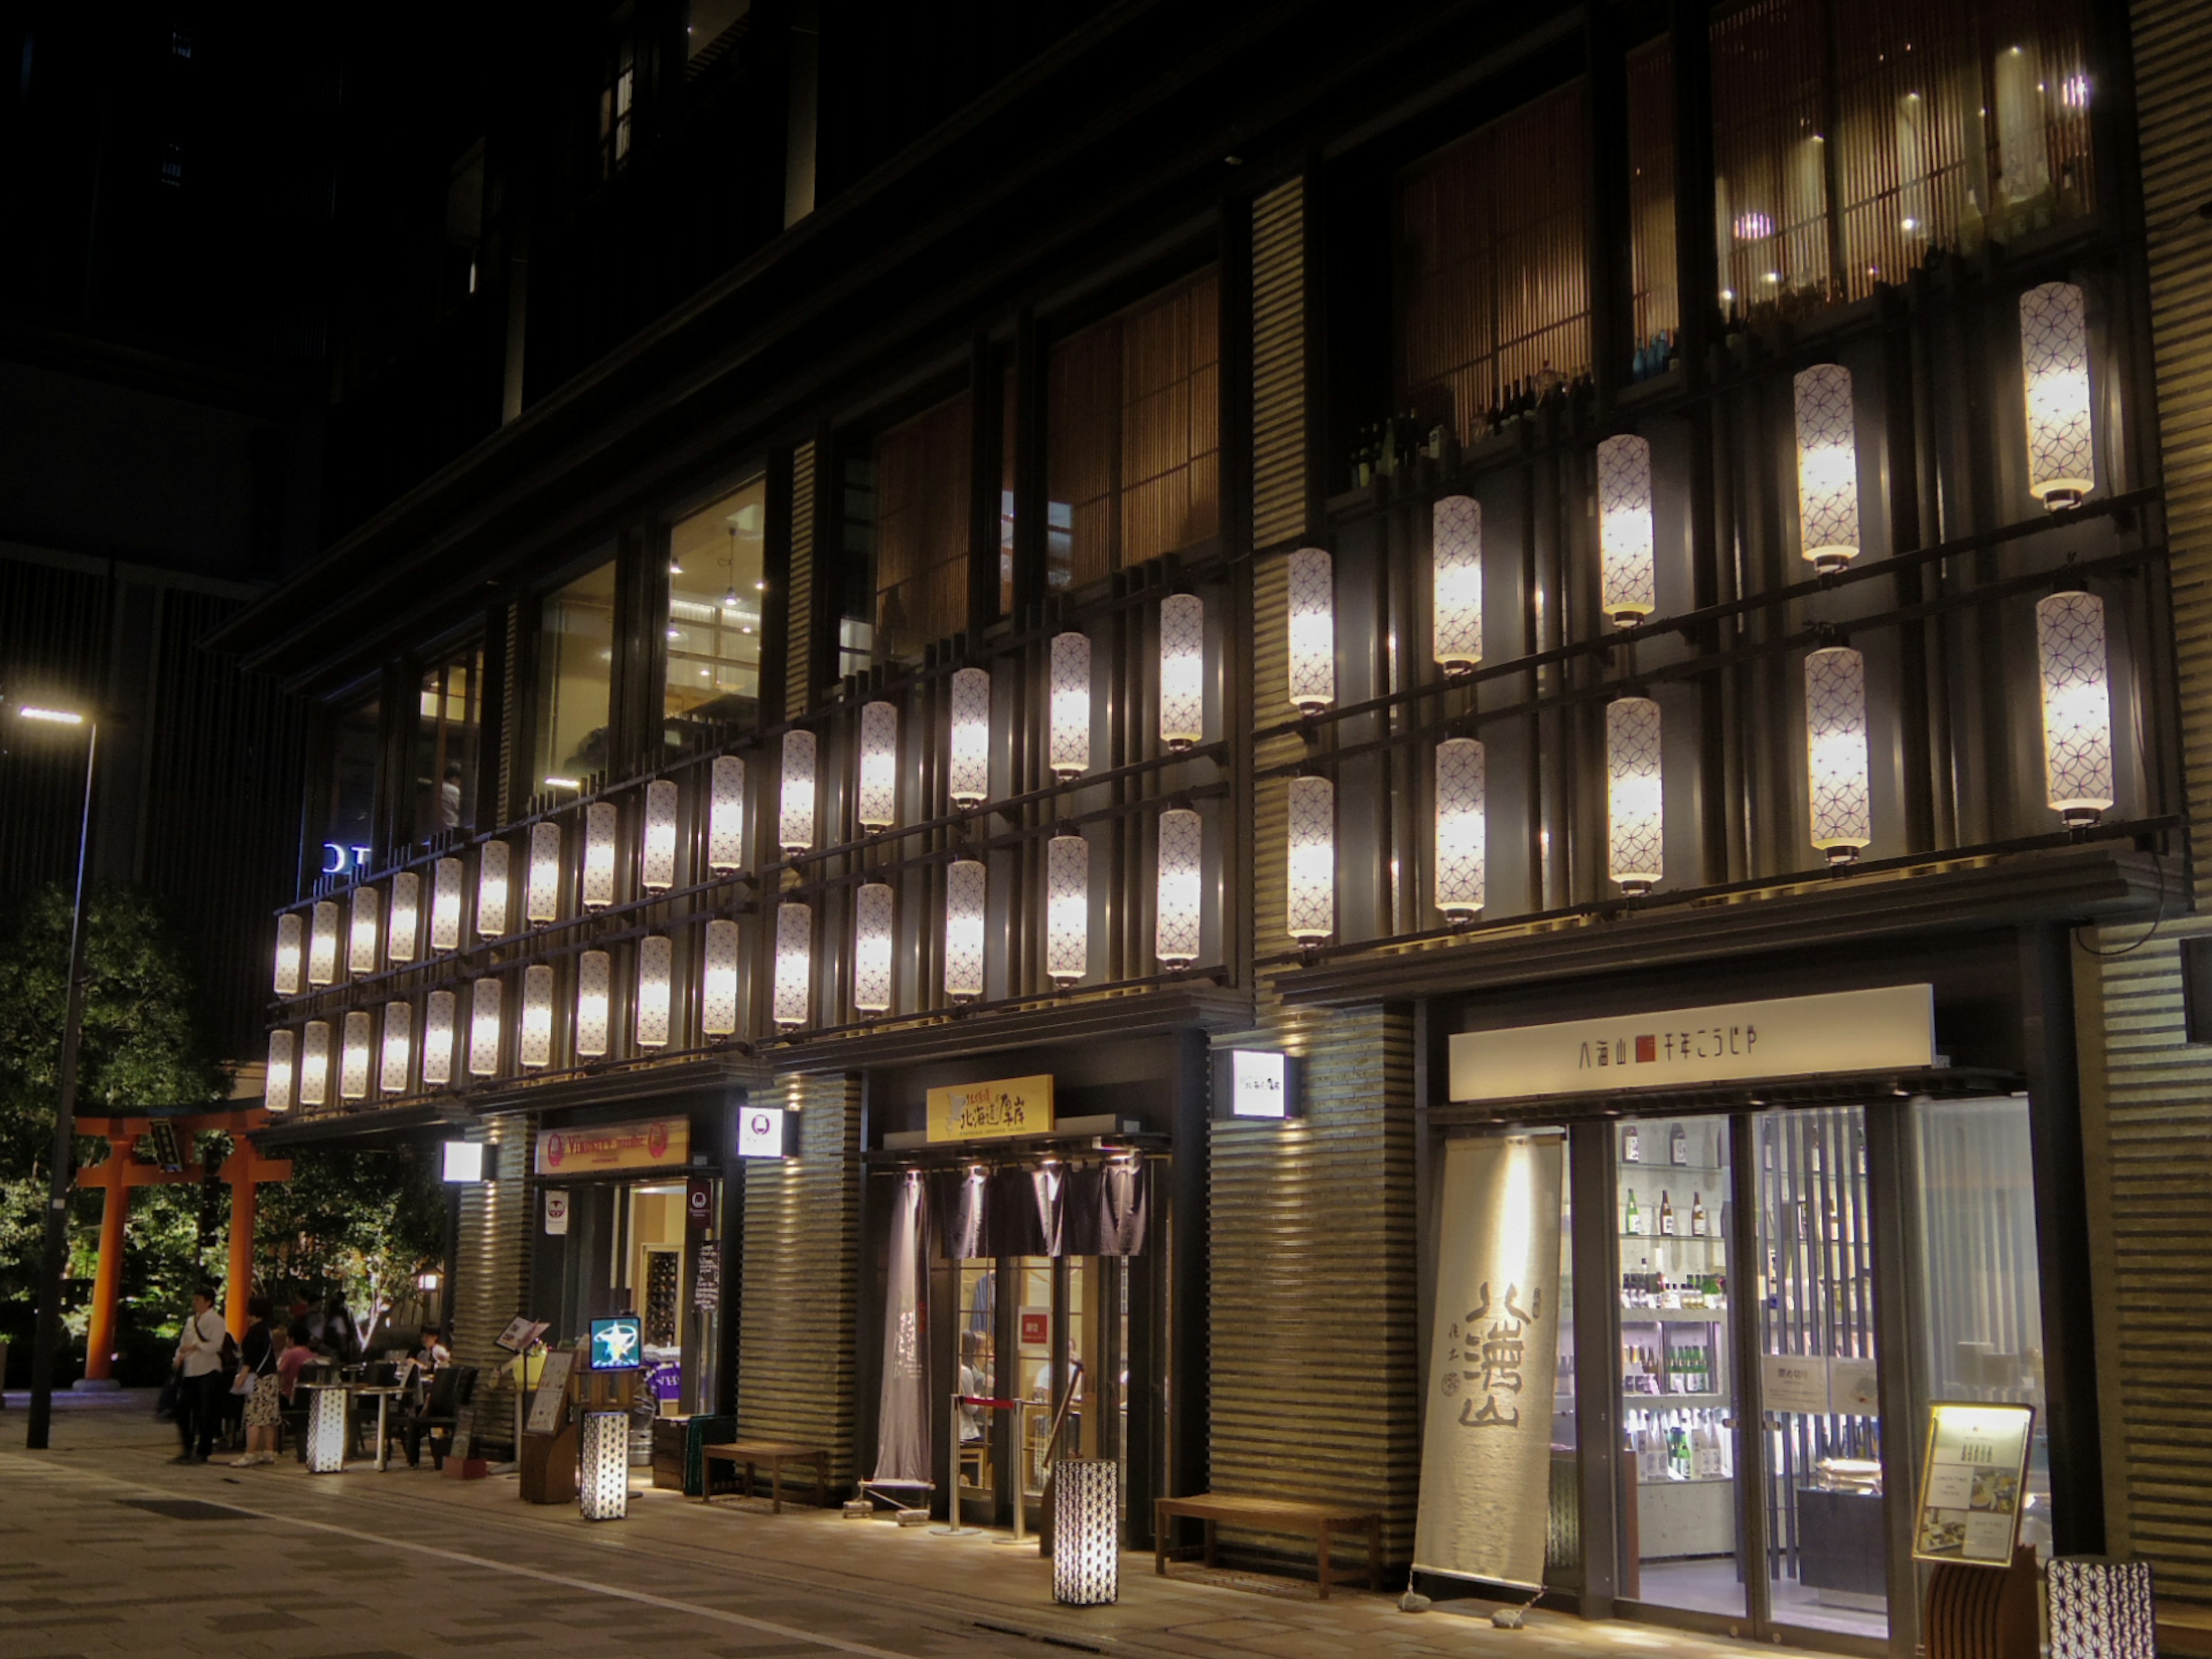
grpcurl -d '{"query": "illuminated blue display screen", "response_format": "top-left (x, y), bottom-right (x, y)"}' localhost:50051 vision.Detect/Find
top-left (588, 1316), bottom-right (643, 1371)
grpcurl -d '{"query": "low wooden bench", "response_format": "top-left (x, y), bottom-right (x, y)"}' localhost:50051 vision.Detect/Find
top-left (1154, 1493), bottom-right (1382, 1600)
top-left (699, 1441), bottom-right (831, 1513)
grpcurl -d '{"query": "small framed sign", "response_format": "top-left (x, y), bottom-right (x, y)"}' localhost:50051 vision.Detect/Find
top-left (1211, 1048), bottom-right (1301, 1120)
top-left (1912, 1402), bottom-right (2036, 1566)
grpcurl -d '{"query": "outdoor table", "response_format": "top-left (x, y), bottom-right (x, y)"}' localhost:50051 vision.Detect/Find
top-left (346, 1384), bottom-right (409, 1471)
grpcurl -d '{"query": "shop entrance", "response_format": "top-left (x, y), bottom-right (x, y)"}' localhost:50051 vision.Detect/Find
top-left (546, 1175), bottom-right (723, 1419)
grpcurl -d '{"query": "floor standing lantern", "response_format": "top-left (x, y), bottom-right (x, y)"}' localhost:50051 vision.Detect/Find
top-left (2022, 280), bottom-right (2094, 510)
top-left (1794, 364), bottom-right (1861, 572)
top-left (854, 883), bottom-right (895, 1013)
top-left (1607, 696), bottom-right (1665, 896)
top-left (579, 1410), bottom-right (630, 1521)
top-left (949, 668), bottom-right (992, 808)
top-left (858, 700), bottom-right (900, 830)
top-left (2036, 589), bottom-right (2115, 826)
top-left (1805, 646), bottom-right (1873, 863)
top-left (1155, 808), bottom-right (1203, 969)
top-left (1052, 1457), bottom-right (1121, 1606)
top-left (1432, 495), bottom-right (1483, 673)
top-left (1286, 547), bottom-right (1335, 714)
top-left (772, 903), bottom-right (812, 1028)
top-left (1434, 736), bottom-right (1487, 921)
top-left (305, 1382), bottom-right (347, 1474)
top-left (1046, 834), bottom-right (1089, 985)
top-left (1050, 632), bottom-right (1091, 779)
top-left (1285, 775), bottom-right (1335, 945)
top-left (1159, 594), bottom-right (1206, 750)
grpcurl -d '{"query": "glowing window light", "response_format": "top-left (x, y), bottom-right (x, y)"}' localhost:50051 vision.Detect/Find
top-left (467, 978), bottom-right (503, 1076)
top-left (526, 821), bottom-right (562, 922)
top-left (1597, 434), bottom-right (1657, 626)
top-left (1155, 808), bottom-right (1203, 968)
top-left (347, 885), bottom-right (381, 976)
top-left (274, 912), bottom-right (303, 995)
top-left (702, 919), bottom-right (740, 1036)
top-left (635, 935), bottom-right (673, 1048)
top-left (1046, 834), bottom-right (1089, 984)
top-left (422, 990), bottom-right (457, 1086)
top-left (478, 840), bottom-right (511, 938)
top-left (430, 857), bottom-right (464, 951)
top-left (307, 900), bottom-right (340, 986)
top-left (1434, 737), bottom-right (1487, 920)
top-left (707, 754), bottom-right (746, 870)
top-left (772, 903), bottom-right (812, 1028)
top-left (1159, 593), bottom-right (1206, 750)
top-left (1050, 632), bottom-right (1091, 779)
top-left (642, 779), bottom-right (679, 891)
top-left (1794, 365), bottom-right (1861, 572)
top-left (387, 871), bottom-right (421, 963)
top-left (1432, 496), bottom-right (1483, 672)
top-left (378, 1001), bottom-right (412, 1095)
top-left (1286, 547), bottom-right (1335, 714)
top-left (854, 882), bottom-right (895, 1012)
top-left (575, 950), bottom-right (612, 1057)
top-left (2022, 281), bottom-right (2094, 509)
top-left (339, 1012), bottom-right (373, 1100)
top-left (582, 801), bottom-right (618, 909)
top-left (1805, 647), bottom-right (1872, 863)
top-left (2036, 590), bottom-right (2115, 826)
top-left (948, 668), bottom-right (992, 807)
top-left (944, 859), bottom-right (987, 1001)
top-left (778, 729), bottom-right (817, 856)
top-left (858, 701), bottom-right (900, 830)
top-left (520, 964), bottom-right (555, 1069)
top-left (1607, 696), bottom-right (1665, 895)
top-left (300, 1020), bottom-right (332, 1107)
top-left (265, 1028), bottom-right (296, 1114)
top-left (1285, 775), bottom-right (1335, 944)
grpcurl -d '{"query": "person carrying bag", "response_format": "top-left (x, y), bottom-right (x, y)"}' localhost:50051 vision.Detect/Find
top-left (171, 1286), bottom-right (228, 1464)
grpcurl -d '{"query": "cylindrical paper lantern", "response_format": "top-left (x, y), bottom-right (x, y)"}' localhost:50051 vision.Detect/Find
top-left (387, 870), bottom-right (421, 963)
top-left (581, 801), bottom-right (618, 909)
top-left (858, 700), bottom-right (900, 830)
top-left (2036, 590), bottom-right (2116, 825)
top-left (1794, 364), bottom-right (1860, 571)
top-left (707, 754), bottom-right (746, 870)
top-left (949, 668), bottom-right (992, 807)
top-left (854, 882), bottom-right (895, 1013)
top-left (1607, 696), bottom-right (1665, 894)
top-left (477, 840), bottom-right (511, 938)
top-left (1156, 809), bottom-right (1203, 968)
top-left (574, 951), bottom-right (612, 1058)
top-left (635, 935), bottom-right (673, 1048)
top-left (1433, 496), bottom-right (1483, 671)
top-left (519, 963), bottom-right (555, 1069)
top-left (945, 859), bottom-right (987, 999)
top-left (467, 978), bottom-right (503, 1076)
top-left (1159, 593), bottom-right (1206, 750)
top-left (641, 779), bottom-right (679, 891)
top-left (300, 1019), bottom-right (332, 1107)
top-left (772, 903), bottom-right (812, 1028)
top-left (702, 919), bottom-right (741, 1036)
top-left (1805, 647), bottom-right (1872, 862)
top-left (1285, 775), bottom-right (1335, 943)
top-left (1434, 737), bottom-right (1487, 919)
top-left (430, 857), bottom-right (464, 950)
top-left (1598, 434), bottom-right (1657, 625)
top-left (348, 885), bottom-right (381, 976)
top-left (266, 1028), bottom-right (296, 1114)
top-left (307, 901), bottom-right (339, 986)
top-left (422, 990), bottom-right (457, 1086)
top-left (526, 821), bottom-right (562, 922)
top-left (1046, 834), bottom-right (1089, 984)
top-left (1286, 547), bottom-right (1335, 713)
top-left (1050, 632), bottom-right (1091, 779)
top-left (2022, 280), bottom-right (2094, 508)
top-left (779, 728), bottom-right (817, 855)
top-left (378, 1001), bottom-right (411, 1096)
top-left (274, 911), bottom-right (303, 995)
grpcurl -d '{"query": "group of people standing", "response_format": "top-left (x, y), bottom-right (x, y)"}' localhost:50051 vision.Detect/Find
top-left (169, 1287), bottom-right (407, 1467)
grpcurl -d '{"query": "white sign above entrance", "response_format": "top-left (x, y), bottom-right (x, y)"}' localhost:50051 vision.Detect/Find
top-left (1448, 984), bottom-right (1935, 1104)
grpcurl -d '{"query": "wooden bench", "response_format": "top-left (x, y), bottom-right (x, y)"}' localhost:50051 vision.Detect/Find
top-left (699, 1441), bottom-right (831, 1513)
top-left (1154, 1493), bottom-right (1382, 1599)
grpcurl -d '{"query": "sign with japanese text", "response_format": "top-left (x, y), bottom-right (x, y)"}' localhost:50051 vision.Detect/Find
top-left (926, 1074), bottom-right (1055, 1143)
top-left (1414, 1131), bottom-right (1565, 1590)
top-left (1448, 984), bottom-right (1935, 1103)
top-left (535, 1116), bottom-right (691, 1177)
top-left (693, 1248), bottom-right (721, 1313)
top-left (1913, 1402), bottom-right (2035, 1566)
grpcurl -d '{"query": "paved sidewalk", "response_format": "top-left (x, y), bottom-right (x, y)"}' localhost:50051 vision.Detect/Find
top-left (0, 1389), bottom-right (1805, 1659)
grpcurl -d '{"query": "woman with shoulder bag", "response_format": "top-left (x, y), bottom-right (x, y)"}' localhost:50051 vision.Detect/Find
top-left (230, 1296), bottom-right (282, 1467)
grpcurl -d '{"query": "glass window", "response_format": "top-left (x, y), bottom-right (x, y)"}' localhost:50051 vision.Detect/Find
top-left (1627, 41), bottom-right (1680, 377)
top-left (414, 645), bottom-right (483, 843)
top-left (1047, 271), bottom-right (1219, 591)
top-left (1400, 85), bottom-right (1590, 448)
top-left (687, 0), bottom-right (749, 60)
top-left (666, 478), bottom-right (767, 747)
top-left (844, 393), bottom-right (972, 668)
top-left (534, 558), bottom-right (617, 791)
top-left (319, 692), bottom-right (380, 874)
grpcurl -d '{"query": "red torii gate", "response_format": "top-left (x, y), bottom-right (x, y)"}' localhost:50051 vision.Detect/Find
top-left (71, 1107), bottom-right (292, 1384)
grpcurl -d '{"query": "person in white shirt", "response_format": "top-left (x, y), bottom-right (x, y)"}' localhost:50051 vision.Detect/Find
top-left (172, 1287), bottom-right (229, 1464)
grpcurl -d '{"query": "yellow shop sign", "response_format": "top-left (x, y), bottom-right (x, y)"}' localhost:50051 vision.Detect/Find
top-left (926, 1075), bottom-right (1055, 1142)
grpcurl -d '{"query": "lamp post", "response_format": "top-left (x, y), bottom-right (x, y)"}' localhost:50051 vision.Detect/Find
top-left (19, 703), bottom-right (96, 1451)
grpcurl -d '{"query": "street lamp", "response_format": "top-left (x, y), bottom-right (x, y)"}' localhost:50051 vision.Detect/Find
top-left (15, 702), bottom-right (95, 1452)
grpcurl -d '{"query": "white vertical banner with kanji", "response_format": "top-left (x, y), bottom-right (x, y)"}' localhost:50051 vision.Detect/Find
top-left (1413, 1131), bottom-right (1565, 1589)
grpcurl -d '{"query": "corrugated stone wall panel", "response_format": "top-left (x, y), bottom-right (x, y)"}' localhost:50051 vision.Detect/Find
top-left (788, 441), bottom-right (816, 720)
top-left (1252, 177), bottom-right (1307, 550)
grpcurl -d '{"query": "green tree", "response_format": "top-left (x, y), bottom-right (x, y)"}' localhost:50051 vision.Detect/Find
top-left (255, 1145), bottom-right (445, 1355)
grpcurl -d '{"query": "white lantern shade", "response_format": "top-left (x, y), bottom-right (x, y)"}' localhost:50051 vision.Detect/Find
top-left (1434, 737), bottom-right (1487, 918)
top-left (702, 919), bottom-right (741, 1036)
top-left (1159, 593), bottom-right (1206, 749)
top-left (641, 779), bottom-right (679, 891)
top-left (1433, 496), bottom-right (1484, 671)
top-left (580, 1410), bottom-right (630, 1521)
top-left (348, 885), bottom-right (381, 976)
top-left (779, 728), bottom-right (817, 855)
top-left (854, 882), bottom-right (895, 1012)
top-left (519, 963), bottom-right (555, 1069)
top-left (949, 668), bottom-right (991, 807)
top-left (1050, 632), bottom-right (1092, 778)
top-left (265, 1028), bottom-right (296, 1114)
top-left (1794, 365), bottom-right (1860, 570)
top-left (1805, 647), bottom-right (1873, 861)
top-left (526, 820), bottom-right (562, 922)
top-left (305, 1384), bottom-right (347, 1473)
top-left (635, 935), bottom-right (673, 1048)
top-left (430, 857), bottom-right (464, 950)
top-left (467, 978), bottom-right (503, 1077)
top-left (274, 912), bottom-right (304, 996)
top-left (387, 871), bottom-right (421, 963)
top-left (477, 840), bottom-right (511, 938)
top-left (858, 700), bottom-right (900, 830)
top-left (422, 990), bottom-right (457, 1086)
top-left (1286, 547), bottom-right (1335, 713)
top-left (1607, 696), bottom-right (1665, 893)
top-left (2036, 590), bottom-right (2116, 824)
top-left (1156, 808), bottom-right (1203, 968)
top-left (1598, 434), bottom-right (1657, 624)
top-left (307, 900), bottom-right (339, 986)
top-left (575, 950), bottom-right (612, 1057)
top-left (581, 801), bottom-right (618, 909)
top-left (1046, 834), bottom-right (1089, 984)
top-left (945, 859), bottom-right (987, 1000)
top-left (378, 1001), bottom-right (412, 1095)
top-left (707, 754), bottom-right (746, 870)
top-left (1285, 775), bottom-right (1335, 943)
top-left (300, 1019), bottom-right (331, 1107)
top-left (339, 1011), bottom-right (372, 1100)
top-left (772, 903), bottom-right (812, 1028)
top-left (1051, 1456), bottom-right (1120, 1607)
top-left (2022, 281), bottom-right (2094, 507)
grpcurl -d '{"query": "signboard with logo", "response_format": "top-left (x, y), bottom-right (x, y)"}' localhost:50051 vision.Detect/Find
top-left (686, 1177), bottom-right (714, 1230)
top-left (737, 1105), bottom-right (794, 1158)
top-left (1214, 1049), bottom-right (1301, 1120)
top-left (535, 1116), bottom-right (690, 1177)
top-left (1448, 984), bottom-right (1936, 1103)
top-left (925, 1074), bottom-right (1055, 1143)
top-left (543, 1191), bottom-right (569, 1234)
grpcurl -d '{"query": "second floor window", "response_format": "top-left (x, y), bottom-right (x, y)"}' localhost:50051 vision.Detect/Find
top-left (847, 393), bottom-right (973, 669)
top-left (535, 558), bottom-right (617, 791)
top-left (320, 692), bottom-right (380, 873)
top-left (415, 645), bottom-right (483, 842)
top-left (666, 478), bottom-right (767, 743)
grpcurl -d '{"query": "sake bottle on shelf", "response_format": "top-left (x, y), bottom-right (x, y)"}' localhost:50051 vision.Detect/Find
top-left (1623, 1122), bottom-right (1642, 1164)
top-left (1691, 1192), bottom-right (1707, 1237)
top-left (1671, 1122), bottom-right (1688, 1165)
top-left (1660, 1191), bottom-right (1676, 1237)
top-left (1626, 1188), bottom-right (1642, 1236)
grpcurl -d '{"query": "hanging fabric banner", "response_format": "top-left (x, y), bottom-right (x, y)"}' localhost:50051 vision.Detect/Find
top-left (1413, 1131), bottom-right (1566, 1589)
top-left (872, 1172), bottom-right (932, 1486)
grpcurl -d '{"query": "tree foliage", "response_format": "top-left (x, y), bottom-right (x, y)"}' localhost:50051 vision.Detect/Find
top-left (256, 1144), bottom-right (445, 1354)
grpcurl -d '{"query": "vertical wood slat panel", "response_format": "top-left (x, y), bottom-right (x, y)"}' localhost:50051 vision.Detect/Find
top-left (787, 440), bottom-right (817, 721)
top-left (1251, 178), bottom-right (1307, 550)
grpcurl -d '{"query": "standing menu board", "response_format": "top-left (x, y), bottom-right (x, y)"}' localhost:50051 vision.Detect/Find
top-left (1912, 1402), bottom-right (2036, 1565)
top-left (525, 1348), bottom-right (578, 1435)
